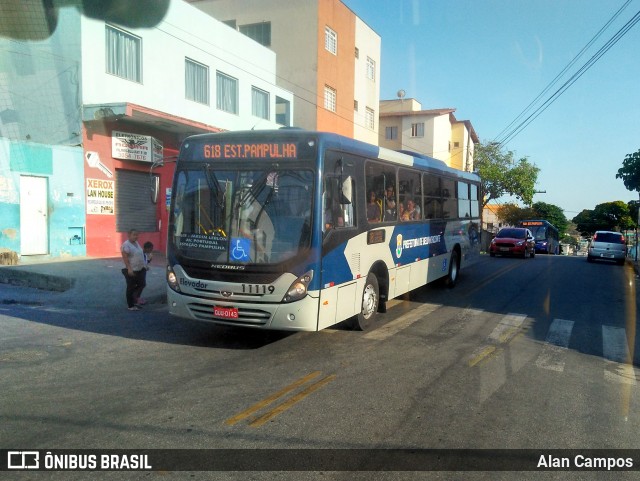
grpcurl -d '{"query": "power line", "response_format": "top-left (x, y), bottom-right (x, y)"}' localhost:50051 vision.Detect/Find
top-left (492, 0), bottom-right (633, 143)
top-left (495, 6), bottom-right (640, 146)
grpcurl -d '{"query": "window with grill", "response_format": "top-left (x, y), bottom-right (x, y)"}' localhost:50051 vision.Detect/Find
top-left (106, 25), bottom-right (142, 83)
top-left (325, 26), bottom-right (337, 54)
top-left (366, 57), bottom-right (375, 81)
top-left (365, 107), bottom-right (375, 130)
top-left (324, 85), bottom-right (337, 112)
top-left (185, 58), bottom-right (209, 105)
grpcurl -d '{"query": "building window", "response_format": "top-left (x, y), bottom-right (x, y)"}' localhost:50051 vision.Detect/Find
top-left (325, 26), bottom-right (337, 55)
top-left (239, 22), bottom-right (271, 46)
top-left (216, 71), bottom-right (238, 114)
top-left (324, 85), bottom-right (336, 112)
top-left (385, 126), bottom-right (398, 140)
top-left (185, 58), bottom-right (209, 105)
top-left (251, 86), bottom-right (269, 120)
top-left (276, 96), bottom-right (290, 126)
top-left (365, 107), bottom-right (375, 130)
top-left (411, 122), bottom-right (424, 137)
top-left (366, 57), bottom-right (375, 81)
top-left (106, 25), bottom-right (142, 83)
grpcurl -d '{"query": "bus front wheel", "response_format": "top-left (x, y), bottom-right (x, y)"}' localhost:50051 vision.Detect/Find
top-left (350, 273), bottom-right (379, 331)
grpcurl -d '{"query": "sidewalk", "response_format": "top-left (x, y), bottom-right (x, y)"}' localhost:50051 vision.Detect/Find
top-left (0, 251), bottom-right (168, 308)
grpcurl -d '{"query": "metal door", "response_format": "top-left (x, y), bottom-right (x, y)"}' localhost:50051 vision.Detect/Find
top-left (20, 175), bottom-right (49, 255)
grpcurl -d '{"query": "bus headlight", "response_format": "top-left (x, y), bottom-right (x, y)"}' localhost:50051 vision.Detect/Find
top-left (282, 270), bottom-right (313, 303)
top-left (167, 266), bottom-right (181, 292)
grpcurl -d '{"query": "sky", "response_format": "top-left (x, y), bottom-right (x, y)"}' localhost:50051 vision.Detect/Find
top-left (342, 0), bottom-right (640, 218)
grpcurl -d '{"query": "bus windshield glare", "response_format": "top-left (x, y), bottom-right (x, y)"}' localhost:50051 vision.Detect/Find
top-left (171, 166), bottom-right (313, 265)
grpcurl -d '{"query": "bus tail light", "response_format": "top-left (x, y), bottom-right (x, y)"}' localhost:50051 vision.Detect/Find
top-left (167, 266), bottom-right (181, 292)
top-left (282, 270), bottom-right (313, 303)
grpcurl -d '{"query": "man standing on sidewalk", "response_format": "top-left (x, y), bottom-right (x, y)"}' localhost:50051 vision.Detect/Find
top-left (121, 229), bottom-right (145, 311)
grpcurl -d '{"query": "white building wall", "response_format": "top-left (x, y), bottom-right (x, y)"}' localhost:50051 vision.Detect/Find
top-left (80, 0), bottom-right (293, 131)
top-left (353, 17), bottom-right (381, 145)
top-left (399, 115), bottom-right (436, 159)
top-left (432, 115), bottom-right (451, 162)
top-left (188, 0), bottom-right (317, 130)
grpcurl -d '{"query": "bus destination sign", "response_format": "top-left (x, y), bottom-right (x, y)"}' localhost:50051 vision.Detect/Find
top-left (202, 142), bottom-right (297, 160)
top-left (521, 221), bottom-right (544, 226)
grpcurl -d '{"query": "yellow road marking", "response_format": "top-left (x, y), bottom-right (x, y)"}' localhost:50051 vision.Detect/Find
top-left (464, 261), bottom-right (521, 297)
top-left (224, 371), bottom-right (321, 426)
top-left (248, 374), bottom-right (337, 427)
top-left (468, 346), bottom-right (497, 367)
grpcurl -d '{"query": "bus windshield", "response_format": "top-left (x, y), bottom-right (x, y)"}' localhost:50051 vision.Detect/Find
top-left (528, 225), bottom-right (548, 241)
top-left (171, 166), bottom-right (313, 265)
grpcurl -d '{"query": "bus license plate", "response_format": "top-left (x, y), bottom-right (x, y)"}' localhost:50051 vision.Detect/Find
top-left (213, 306), bottom-right (239, 319)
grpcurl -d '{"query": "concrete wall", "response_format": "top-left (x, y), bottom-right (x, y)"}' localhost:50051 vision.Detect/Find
top-left (0, 7), bottom-right (82, 146)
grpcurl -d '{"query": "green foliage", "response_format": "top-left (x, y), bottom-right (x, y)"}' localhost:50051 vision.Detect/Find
top-left (560, 234), bottom-right (579, 248)
top-left (571, 201), bottom-right (634, 236)
top-left (616, 149), bottom-right (640, 193)
top-left (475, 141), bottom-right (540, 207)
top-left (531, 202), bottom-right (569, 236)
top-left (495, 202), bottom-right (568, 236)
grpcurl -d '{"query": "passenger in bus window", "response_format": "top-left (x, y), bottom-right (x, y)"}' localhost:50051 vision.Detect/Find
top-left (384, 185), bottom-right (397, 220)
top-left (367, 190), bottom-right (381, 222)
top-left (406, 198), bottom-right (421, 220)
top-left (399, 201), bottom-right (409, 221)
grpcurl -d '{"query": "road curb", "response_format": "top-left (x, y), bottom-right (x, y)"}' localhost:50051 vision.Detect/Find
top-left (0, 268), bottom-right (75, 292)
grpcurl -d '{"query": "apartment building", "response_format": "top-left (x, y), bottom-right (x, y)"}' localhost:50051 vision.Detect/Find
top-left (188, 0), bottom-right (382, 145)
top-left (0, 0), bottom-right (294, 258)
top-left (379, 98), bottom-right (478, 171)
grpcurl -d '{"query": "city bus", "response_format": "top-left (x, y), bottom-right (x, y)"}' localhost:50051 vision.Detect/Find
top-left (166, 129), bottom-right (481, 331)
top-left (518, 220), bottom-right (560, 254)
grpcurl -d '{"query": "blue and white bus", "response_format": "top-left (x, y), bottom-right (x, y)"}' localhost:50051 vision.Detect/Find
top-left (518, 220), bottom-right (560, 255)
top-left (166, 130), bottom-right (481, 331)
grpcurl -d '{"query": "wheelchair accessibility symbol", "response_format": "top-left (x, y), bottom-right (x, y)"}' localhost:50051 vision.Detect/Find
top-left (231, 237), bottom-right (251, 261)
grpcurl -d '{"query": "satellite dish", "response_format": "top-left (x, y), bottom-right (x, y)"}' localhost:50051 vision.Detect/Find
top-left (397, 89), bottom-right (406, 99)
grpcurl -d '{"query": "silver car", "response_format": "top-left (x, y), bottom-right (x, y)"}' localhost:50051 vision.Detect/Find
top-left (587, 231), bottom-right (627, 265)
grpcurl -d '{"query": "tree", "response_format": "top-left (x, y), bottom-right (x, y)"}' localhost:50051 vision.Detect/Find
top-left (496, 204), bottom-right (535, 226)
top-left (531, 201), bottom-right (569, 236)
top-left (475, 141), bottom-right (540, 207)
top-left (572, 209), bottom-right (597, 236)
top-left (571, 201), bottom-right (634, 236)
top-left (616, 149), bottom-right (640, 194)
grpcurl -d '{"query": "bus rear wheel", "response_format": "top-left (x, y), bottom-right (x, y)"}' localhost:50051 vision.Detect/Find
top-left (350, 273), bottom-right (379, 331)
top-left (442, 250), bottom-right (460, 288)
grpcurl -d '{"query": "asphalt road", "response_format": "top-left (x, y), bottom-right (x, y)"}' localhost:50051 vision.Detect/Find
top-left (1, 254), bottom-right (639, 480)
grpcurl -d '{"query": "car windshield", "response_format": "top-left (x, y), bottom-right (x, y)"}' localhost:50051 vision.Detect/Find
top-left (496, 228), bottom-right (526, 239)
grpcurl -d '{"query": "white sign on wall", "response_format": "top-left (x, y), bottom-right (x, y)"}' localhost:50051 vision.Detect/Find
top-left (86, 178), bottom-right (114, 215)
top-left (112, 131), bottom-right (163, 164)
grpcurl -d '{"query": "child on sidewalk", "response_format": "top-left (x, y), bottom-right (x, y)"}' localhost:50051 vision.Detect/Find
top-left (134, 241), bottom-right (154, 306)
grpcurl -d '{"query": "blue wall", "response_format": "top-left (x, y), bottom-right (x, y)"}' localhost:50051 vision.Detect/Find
top-left (0, 139), bottom-right (85, 258)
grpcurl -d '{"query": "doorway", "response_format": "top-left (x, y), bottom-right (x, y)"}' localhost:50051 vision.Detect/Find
top-left (19, 175), bottom-right (49, 255)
